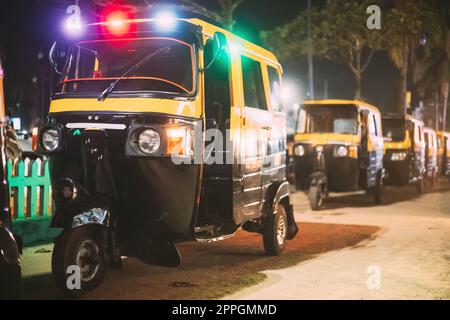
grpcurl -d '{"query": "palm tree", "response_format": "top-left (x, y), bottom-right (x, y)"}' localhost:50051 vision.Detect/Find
top-left (412, 0), bottom-right (449, 130)
top-left (385, 0), bottom-right (436, 115)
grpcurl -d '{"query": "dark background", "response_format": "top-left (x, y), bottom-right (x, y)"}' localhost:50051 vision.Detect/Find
top-left (0, 0), bottom-right (399, 130)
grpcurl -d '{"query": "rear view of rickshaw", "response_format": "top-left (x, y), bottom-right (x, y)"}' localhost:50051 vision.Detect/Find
top-left (35, 13), bottom-right (298, 296)
top-left (0, 59), bottom-right (22, 299)
top-left (382, 115), bottom-right (426, 194)
top-left (436, 131), bottom-right (450, 182)
top-left (424, 128), bottom-right (439, 186)
top-left (293, 100), bottom-right (385, 210)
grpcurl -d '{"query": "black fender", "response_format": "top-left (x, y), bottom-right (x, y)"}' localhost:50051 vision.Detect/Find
top-left (309, 171), bottom-right (328, 187)
top-left (51, 194), bottom-right (111, 230)
top-left (263, 181), bottom-right (298, 240)
top-left (0, 223), bottom-right (20, 267)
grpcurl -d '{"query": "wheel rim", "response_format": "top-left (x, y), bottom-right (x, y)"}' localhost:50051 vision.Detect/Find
top-left (318, 185), bottom-right (325, 207)
top-left (276, 210), bottom-right (287, 246)
top-left (75, 239), bottom-right (100, 282)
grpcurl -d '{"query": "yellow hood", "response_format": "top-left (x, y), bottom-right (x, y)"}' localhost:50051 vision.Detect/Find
top-left (49, 97), bottom-right (202, 118)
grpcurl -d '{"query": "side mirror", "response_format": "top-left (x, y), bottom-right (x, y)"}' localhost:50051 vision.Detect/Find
top-left (204, 32), bottom-right (227, 71)
top-left (49, 41), bottom-right (63, 75)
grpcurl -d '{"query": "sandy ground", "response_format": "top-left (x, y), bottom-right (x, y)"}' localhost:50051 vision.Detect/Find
top-left (226, 181), bottom-right (450, 300)
top-left (20, 180), bottom-right (450, 300)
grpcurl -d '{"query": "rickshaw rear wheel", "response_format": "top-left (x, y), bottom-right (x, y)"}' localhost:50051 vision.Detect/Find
top-left (52, 225), bottom-right (107, 297)
top-left (416, 178), bottom-right (424, 194)
top-left (263, 203), bottom-right (288, 256)
top-left (308, 185), bottom-right (324, 211)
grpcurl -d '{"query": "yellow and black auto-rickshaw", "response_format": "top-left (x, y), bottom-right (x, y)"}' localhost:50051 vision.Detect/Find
top-left (0, 58), bottom-right (22, 299)
top-left (424, 127), bottom-right (438, 186)
top-left (293, 100), bottom-right (385, 210)
top-left (35, 13), bottom-right (298, 295)
top-left (437, 131), bottom-right (450, 182)
top-left (382, 114), bottom-right (426, 193)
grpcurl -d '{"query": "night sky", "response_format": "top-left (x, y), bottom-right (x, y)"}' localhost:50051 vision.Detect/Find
top-left (0, 0), bottom-right (400, 129)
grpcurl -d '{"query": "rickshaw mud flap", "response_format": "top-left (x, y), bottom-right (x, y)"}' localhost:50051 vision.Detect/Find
top-left (285, 203), bottom-right (298, 240)
top-left (136, 242), bottom-right (181, 268)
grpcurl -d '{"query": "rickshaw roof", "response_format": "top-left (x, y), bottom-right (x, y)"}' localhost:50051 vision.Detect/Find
top-left (88, 18), bottom-right (281, 69)
top-left (437, 130), bottom-right (450, 138)
top-left (302, 99), bottom-right (380, 114)
top-left (424, 127), bottom-right (437, 135)
top-left (382, 113), bottom-right (424, 126)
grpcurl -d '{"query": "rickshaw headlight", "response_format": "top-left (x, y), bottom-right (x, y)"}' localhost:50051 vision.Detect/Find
top-left (294, 145), bottom-right (305, 156)
top-left (138, 129), bottom-right (161, 154)
top-left (391, 152), bottom-right (407, 161)
top-left (42, 129), bottom-right (60, 152)
top-left (335, 145), bottom-right (348, 157)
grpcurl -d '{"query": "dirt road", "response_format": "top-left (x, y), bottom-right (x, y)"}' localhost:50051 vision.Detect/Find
top-left (226, 182), bottom-right (450, 300)
top-left (21, 181), bottom-right (450, 299)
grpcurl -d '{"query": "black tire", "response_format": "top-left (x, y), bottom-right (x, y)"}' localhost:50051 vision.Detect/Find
top-left (263, 203), bottom-right (288, 256)
top-left (52, 225), bottom-right (107, 297)
top-left (429, 173), bottom-right (435, 187)
top-left (416, 178), bottom-right (424, 194)
top-left (373, 173), bottom-right (383, 204)
top-left (0, 264), bottom-right (22, 299)
top-left (308, 185), bottom-right (324, 210)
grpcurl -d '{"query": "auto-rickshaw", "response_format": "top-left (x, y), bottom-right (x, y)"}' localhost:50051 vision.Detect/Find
top-left (382, 114), bottom-right (426, 193)
top-left (293, 100), bottom-right (385, 210)
top-left (423, 127), bottom-right (438, 186)
top-left (436, 131), bottom-right (450, 182)
top-left (35, 13), bottom-right (298, 295)
top-left (0, 59), bottom-right (22, 299)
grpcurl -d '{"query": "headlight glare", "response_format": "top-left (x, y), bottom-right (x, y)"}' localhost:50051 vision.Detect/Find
top-left (42, 129), bottom-right (60, 152)
top-left (335, 145), bottom-right (348, 157)
top-left (138, 129), bottom-right (161, 155)
top-left (391, 152), bottom-right (407, 161)
top-left (294, 145), bottom-right (305, 156)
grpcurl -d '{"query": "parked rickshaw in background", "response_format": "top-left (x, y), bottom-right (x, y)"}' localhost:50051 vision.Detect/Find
top-left (35, 13), bottom-right (298, 296)
top-left (0, 59), bottom-right (22, 299)
top-left (382, 114), bottom-right (426, 193)
top-left (423, 127), bottom-right (438, 186)
top-left (293, 100), bottom-right (385, 210)
top-left (436, 131), bottom-right (450, 182)
top-left (286, 128), bottom-right (296, 184)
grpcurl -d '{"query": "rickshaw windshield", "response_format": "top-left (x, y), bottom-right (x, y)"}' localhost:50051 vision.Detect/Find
top-left (298, 104), bottom-right (358, 135)
top-left (382, 119), bottom-right (406, 142)
top-left (56, 37), bottom-right (196, 97)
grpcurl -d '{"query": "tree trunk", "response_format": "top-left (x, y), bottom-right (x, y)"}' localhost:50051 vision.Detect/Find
top-left (398, 61), bottom-right (408, 115)
top-left (354, 72), bottom-right (362, 100)
top-left (441, 82), bottom-right (449, 131)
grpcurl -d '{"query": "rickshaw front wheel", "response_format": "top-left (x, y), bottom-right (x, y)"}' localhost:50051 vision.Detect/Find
top-left (52, 225), bottom-right (107, 297)
top-left (263, 203), bottom-right (288, 256)
top-left (308, 185), bottom-right (325, 211)
top-left (416, 178), bottom-right (424, 194)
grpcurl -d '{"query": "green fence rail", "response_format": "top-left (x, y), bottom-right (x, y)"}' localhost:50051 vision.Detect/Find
top-left (8, 157), bottom-right (59, 245)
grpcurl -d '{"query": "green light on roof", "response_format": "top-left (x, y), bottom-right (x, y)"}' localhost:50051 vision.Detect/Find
top-left (72, 129), bottom-right (81, 136)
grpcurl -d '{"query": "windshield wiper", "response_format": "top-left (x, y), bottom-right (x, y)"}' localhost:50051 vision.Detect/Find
top-left (97, 46), bottom-right (171, 101)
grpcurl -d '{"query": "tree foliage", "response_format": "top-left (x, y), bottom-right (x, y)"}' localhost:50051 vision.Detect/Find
top-left (262, 0), bottom-right (384, 100)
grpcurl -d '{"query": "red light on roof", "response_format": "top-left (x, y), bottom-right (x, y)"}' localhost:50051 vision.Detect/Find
top-left (105, 11), bottom-right (130, 36)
